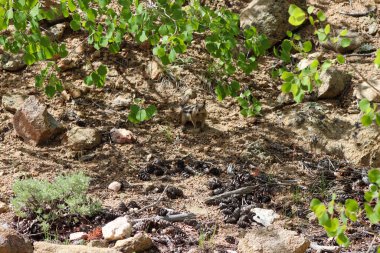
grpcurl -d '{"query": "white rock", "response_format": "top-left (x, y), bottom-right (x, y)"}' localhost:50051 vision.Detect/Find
top-left (238, 226), bottom-right (310, 253)
top-left (354, 79), bottom-right (380, 102)
top-left (110, 128), bottom-right (136, 144)
top-left (252, 208), bottom-right (280, 227)
top-left (102, 216), bottom-right (132, 241)
top-left (69, 232), bottom-right (87, 241)
top-left (111, 96), bottom-right (131, 110)
top-left (108, 181), bottom-right (122, 192)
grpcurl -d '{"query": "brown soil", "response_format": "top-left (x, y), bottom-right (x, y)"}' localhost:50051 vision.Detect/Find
top-left (1, 0), bottom-right (380, 252)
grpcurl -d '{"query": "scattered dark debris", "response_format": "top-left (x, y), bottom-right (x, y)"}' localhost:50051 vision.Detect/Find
top-left (166, 186), bottom-right (184, 199)
top-left (138, 157), bottom-right (221, 181)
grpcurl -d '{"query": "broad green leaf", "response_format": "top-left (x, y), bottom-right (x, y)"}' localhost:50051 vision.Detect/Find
top-left (359, 99), bottom-right (371, 112)
top-left (337, 54), bottom-right (345, 64)
top-left (145, 105), bottom-right (157, 118)
top-left (317, 10), bottom-right (326, 21)
top-left (281, 82), bottom-right (291, 93)
top-left (368, 169), bottom-right (380, 185)
top-left (168, 48), bottom-right (176, 63)
top-left (324, 24), bottom-right (330, 35)
top-left (307, 6), bottom-right (314, 14)
top-left (288, 4), bottom-right (306, 26)
top-left (97, 65), bottom-right (107, 76)
top-left (340, 29), bottom-right (348, 36)
top-left (303, 41), bottom-right (312, 52)
top-left (340, 38), bottom-right (351, 48)
top-left (336, 233), bottom-right (350, 247)
top-left (345, 199), bottom-right (359, 221)
top-left (136, 109), bottom-right (147, 122)
top-left (361, 114), bottom-right (372, 126)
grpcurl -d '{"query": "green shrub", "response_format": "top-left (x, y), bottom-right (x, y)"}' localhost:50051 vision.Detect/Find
top-left (11, 172), bottom-right (101, 234)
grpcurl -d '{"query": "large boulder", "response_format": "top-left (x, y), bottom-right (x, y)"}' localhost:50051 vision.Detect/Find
top-left (240, 0), bottom-right (306, 45)
top-left (0, 228), bottom-right (33, 253)
top-left (13, 96), bottom-right (64, 145)
top-left (238, 226), bottom-right (310, 253)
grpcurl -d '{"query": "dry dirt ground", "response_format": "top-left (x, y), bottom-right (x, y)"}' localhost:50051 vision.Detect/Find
top-left (1, 0), bottom-right (380, 252)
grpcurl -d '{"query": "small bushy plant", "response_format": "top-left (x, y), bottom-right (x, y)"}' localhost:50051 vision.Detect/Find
top-left (11, 172), bottom-right (102, 234)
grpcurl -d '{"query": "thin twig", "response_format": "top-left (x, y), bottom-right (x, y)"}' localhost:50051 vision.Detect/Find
top-left (136, 185), bottom-right (169, 213)
top-left (366, 234), bottom-right (377, 253)
top-left (348, 62), bottom-right (380, 95)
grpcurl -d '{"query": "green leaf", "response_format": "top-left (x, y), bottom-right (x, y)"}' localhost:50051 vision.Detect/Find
top-left (324, 24), bottom-right (331, 35)
top-left (368, 169), bottom-right (380, 185)
top-left (303, 41), bottom-right (312, 52)
top-left (97, 65), bottom-right (107, 76)
top-left (361, 114), bottom-right (373, 126)
top-left (145, 105), bottom-right (157, 119)
top-left (340, 38), bottom-right (352, 48)
top-left (307, 6), bottom-right (315, 14)
top-left (70, 20), bottom-right (81, 31)
top-left (345, 199), bottom-right (359, 222)
top-left (168, 48), bottom-right (176, 63)
top-left (136, 109), bottom-right (147, 122)
top-left (317, 10), bottom-right (326, 21)
top-left (215, 84), bottom-right (227, 101)
top-left (45, 85), bottom-right (56, 98)
top-left (336, 54), bottom-right (345, 64)
top-left (288, 4), bottom-right (306, 26)
top-left (359, 99), bottom-right (371, 112)
top-left (375, 49), bottom-right (380, 69)
top-left (281, 82), bottom-right (292, 93)
top-left (336, 233), bottom-right (350, 247)
top-left (139, 31), bottom-right (148, 42)
top-left (340, 29), bottom-right (348, 36)
top-left (365, 203), bottom-right (379, 224)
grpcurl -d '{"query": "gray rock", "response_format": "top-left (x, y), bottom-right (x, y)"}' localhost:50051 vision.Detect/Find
top-left (240, 0), bottom-right (305, 45)
top-left (13, 96), bottom-right (65, 145)
top-left (113, 232), bottom-right (153, 253)
top-left (111, 96), bottom-right (131, 110)
top-left (354, 79), bottom-right (380, 102)
top-left (252, 208), bottom-right (280, 227)
top-left (323, 31), bottom-right (364, 54)
top-left (66, 127), bottom-right (101, 150)
top-left (238, 227), bottom-right (310, 253)
top-left (33, 241), bottom-right (120, 253)
top-left (318, 67), bottom-right (351, 99)
top-left (368, 21), bottom-right (378, 35)
top-left (47, 23), bottom-right (67, 41)
top-left (0, 228), bottom-right (33, 253)
top-left (1, 94), bottom-right (25, 113)
top-left (87, 240), bottom-right (109, 248)
top-left (0, 53), bottom-right (26, 72)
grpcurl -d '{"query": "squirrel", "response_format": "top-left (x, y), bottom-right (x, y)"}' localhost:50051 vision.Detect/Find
top-left (179, 89), bottom-right (207, 131)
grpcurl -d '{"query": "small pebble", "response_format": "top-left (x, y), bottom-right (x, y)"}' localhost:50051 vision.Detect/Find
top-left (108, 181), bottom-right (122, 192)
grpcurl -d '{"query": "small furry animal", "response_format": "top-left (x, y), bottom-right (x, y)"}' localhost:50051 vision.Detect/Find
top-left (180, 100), bottom-right (207, 130)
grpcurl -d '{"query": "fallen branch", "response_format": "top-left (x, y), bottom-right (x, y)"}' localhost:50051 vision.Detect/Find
top-left (136, 185), bottom-right (169, 214)
top-left (205, 185), bottom-right (256, 205)
top-left (131, 212), bottom-right (196, 224)
top-left (310, 242), bottom-right (340, 253)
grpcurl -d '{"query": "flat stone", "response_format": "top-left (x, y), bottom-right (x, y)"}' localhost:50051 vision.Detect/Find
top-left (1, 94), bottom-right (25, 113)
top-left (69, 232), bottom-right (87, 241)
top-left (354, 79), bottom-right (380, 102)
top-left (0, 53), bottom-right (26, 72)
top-left (113, 232), bottom-right (153, 253)
top-left (66, 127), bottom-right (101, 150)
top-left (238, 226), bottom-right (310, 253)
top-left (33, 241), bottom-right (120, 253)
